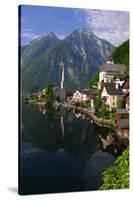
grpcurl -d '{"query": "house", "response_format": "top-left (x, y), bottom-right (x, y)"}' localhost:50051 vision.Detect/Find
top-left (120, 79), bottom-right (129, 110)
top-left (101, 83), bottom-right (124, 109)
top-left (116, 109), bottom-right (129, 139)
top-left (72, 90), bottom-right (82, 102)
top-left (99, 63), bottom-right (126, 83)
top-left (117, 119), bottom-right (129, 139)
top-left (37, 89), bottom-right (46, 101)
top-left (121, 78), bottom-right (129, 94)
top-left (72, 90), bottom-right (90, 102)
top-left (82, 91), bottom-right (90, 101)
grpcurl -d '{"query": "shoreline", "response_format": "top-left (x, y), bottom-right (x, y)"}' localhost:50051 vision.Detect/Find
top-left (25, 100), bottom-right (129, 141)
top-left (62, 103), bottom-right (115, 128)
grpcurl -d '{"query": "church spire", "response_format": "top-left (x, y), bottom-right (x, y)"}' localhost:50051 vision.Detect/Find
top-left (60, 61), bottom-right (65, 102)
top-left (60, 61), bottom-right (64, 90)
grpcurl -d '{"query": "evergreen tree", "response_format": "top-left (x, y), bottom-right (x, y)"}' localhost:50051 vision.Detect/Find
top-left (45, 83), bottom-right (56, 105)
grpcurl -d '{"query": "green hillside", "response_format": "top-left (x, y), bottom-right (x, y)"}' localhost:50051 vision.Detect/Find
top-left (112, 40), bottom-right (129, 73)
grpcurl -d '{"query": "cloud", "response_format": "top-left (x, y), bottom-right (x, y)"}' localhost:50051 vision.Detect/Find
top-left (20, 17), bottom-right (42, 41)
top-left (21, 29), bottom-right (42, 40)
top-left (84, 9), bottom-right (129, 46)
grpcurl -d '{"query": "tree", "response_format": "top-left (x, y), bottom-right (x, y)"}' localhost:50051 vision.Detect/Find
top-left (117, 99), bottom-right (125, 109)
top-left (45, 83), bottom-right (56, 105)
top-left (85, 100), bottom-right (91, 108)
top-left (98, 106), bottom-right (110, 119)
top-left (88, 70), bottom-right (99, 89)
top-left (94, 93), bottom-right (102, 112)
top-left (100, 148), bottom-right (129, 190)
top-left (112, 40), bottom-right (129, 74)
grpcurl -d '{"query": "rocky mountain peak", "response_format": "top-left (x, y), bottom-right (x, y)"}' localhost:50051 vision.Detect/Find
top-left (46, 32), bottom-right (58, 39)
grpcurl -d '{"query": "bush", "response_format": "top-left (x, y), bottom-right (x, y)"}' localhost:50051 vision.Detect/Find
top-left (117, 99), bottom-right (125, 109)
top-left (88, 71), bottom-right (99, 89)
top-left (98, 106), bottom-right (110, 119)
top-left (84, 100), bottom-right (91, 108)
top-left (100, 148), bottom-right (129, 190)
top-left (94, 93), bottom-right (102, 112)
top-left (112, 40), bottom-right (129, 74)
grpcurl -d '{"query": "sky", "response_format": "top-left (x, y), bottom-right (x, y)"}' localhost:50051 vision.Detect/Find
top-left (19, 5), bottom-right (129, 46)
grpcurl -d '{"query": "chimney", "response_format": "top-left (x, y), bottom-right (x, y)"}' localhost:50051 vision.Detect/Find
top-left (115, 83), bottom-right (119, 90)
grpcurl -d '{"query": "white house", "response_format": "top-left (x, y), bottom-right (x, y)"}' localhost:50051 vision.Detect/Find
top-left (99, 63), bottom-right (126, 84)
top-left (72, 90), bottom-right (82, 101)
top-left (72, 90), bottom-right (89, 102)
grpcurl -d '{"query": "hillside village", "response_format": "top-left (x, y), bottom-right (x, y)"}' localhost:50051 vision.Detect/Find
top-left (26, 53), bottom-right (129, 140)
top-left (66, 55), bottom-right (129, 139)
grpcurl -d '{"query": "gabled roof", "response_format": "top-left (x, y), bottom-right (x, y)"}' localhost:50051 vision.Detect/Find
top-left (103, 83), bottom-right (123, 95)
top-left (122, 79), bottom-right (129, 89)
top-left (100, 63), bottom-right (125, 73)
top-left (82, 90), bottom-right (90, 96)
top-left (74, 90), bottom-right (82, 94)
top-left (124, 92), bottom-right (129, 98)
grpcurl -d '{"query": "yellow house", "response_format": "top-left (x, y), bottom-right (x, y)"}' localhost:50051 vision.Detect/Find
top-left (101, 83), bottom-right (124, 109)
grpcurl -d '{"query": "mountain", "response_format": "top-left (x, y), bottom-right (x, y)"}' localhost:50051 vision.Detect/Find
top-left (21, 29), bottom-right (114, 94)
top-left (22, 32), bottom-right (60, 70)
top-left (112, 40), bottom-right (129, 73)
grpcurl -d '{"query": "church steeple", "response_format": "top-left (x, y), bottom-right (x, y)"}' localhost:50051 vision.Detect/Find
top-left (60, 61), bottom-right (64, 90)
top-left (60, 61), bottom-right (65, 102)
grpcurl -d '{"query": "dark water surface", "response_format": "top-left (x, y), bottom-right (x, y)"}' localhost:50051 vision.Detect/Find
top-left (20, 103), bottom-right (121, 195)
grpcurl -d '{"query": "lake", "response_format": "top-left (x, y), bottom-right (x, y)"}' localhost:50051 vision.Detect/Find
top-left (19, 103), bottom-right (124, 195)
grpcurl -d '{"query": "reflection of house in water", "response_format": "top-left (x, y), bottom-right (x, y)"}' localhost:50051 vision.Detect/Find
top-left (99, 132), bottom-right (127, 157)
top-left (73, 111), bottom-right (81, 118)
top-left (38, 105), bottom-right (46, 114)
top-left (99, 133), bottom-right (116, 155)
top-left (99, 134), bottom-right (115, 150)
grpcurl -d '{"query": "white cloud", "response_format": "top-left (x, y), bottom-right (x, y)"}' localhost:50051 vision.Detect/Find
top-left (21, 17), bottom-right (42, 41)
top-left (21, 30), bottom-right (42, 40)
top-left (84, 9), bottom-right (129, 46)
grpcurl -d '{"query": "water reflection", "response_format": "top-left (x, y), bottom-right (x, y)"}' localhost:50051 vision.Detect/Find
top-left (23, 104), bottom-right (100, 157)
top-left (22, 103), bottom-right (126, 157)
top-left (20, 103), bottom-right (126, 194)
top-left (84, 150), bottom-right (115, 190)
top-left (60, 116), bottom-right (64, 139)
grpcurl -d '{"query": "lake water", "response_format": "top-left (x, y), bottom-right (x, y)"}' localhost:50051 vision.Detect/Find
top-left (19, 103), bottom-right (123, 195)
